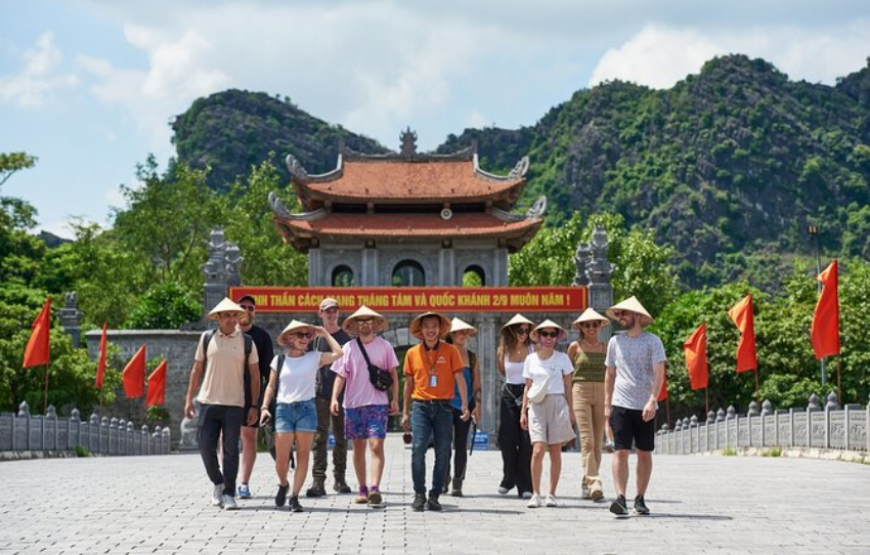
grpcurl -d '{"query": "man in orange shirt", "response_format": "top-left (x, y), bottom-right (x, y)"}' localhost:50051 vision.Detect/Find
top-left (402, 311), bottom-right (469, 511)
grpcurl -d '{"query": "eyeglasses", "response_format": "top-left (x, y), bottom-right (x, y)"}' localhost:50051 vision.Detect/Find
top-left (356, 318), bottom-right (374, 325)
top-left (515, 327), bottom-right (529, 336)
top-left (240, 305), bottom-right (255, 312)
top-left (291, 332), bottom-right (313, 339)
top-left (580, 322), bottom-right (600, 329)
top-left (538, 330), bottom-right (559, 339)
top-left (611, 310), bottom-right (626, 318)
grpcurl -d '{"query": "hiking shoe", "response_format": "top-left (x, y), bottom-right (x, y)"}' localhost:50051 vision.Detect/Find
top-left (354, 486), bottom-right (369, 504)
top-left (306, 480), bottom-right (326, 498)
top-left (545, 494), bottom-right (558, 507)
top-left (609, 495), bottom-right (629, 516)
top-left (633, 495), bottom-right (650, 515)
top-left (212, 484), bottom-right (223, 507)
top-left (238, 483), bottom-right (252, 499)
top-left (521, 491), bottom-right (533, 500)
top-left (590, 487), bottom-right (605, 501)
top-left (426, 495), bottom-right (442, 512)
top-left (367, 487), bottom-right (384, 508)
top-left (497, 484), bottom-right (511, 495)
top-left (289, 496), bottom-right (303, 513)
top-left (275, 484), bottom-right (289, 508)
top-left (527, 494), bottom-right (541, 508)
top-left (334, 480), bottom-right (352, 494)
top-left (411, 493), bottom-right (426, 512)
top-left (222, 494), bottom-right (239, 510)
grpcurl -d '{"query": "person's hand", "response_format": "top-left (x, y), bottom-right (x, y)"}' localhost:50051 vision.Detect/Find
top-left (642, 399), bottom-right (658, 422)
top-left (604, 405), bottom-right (611, 419)
top-left (473, 406), bottom-right (481, 423)
top-left (314, 325), bottom-right (328, 337)
top-left (184, 400), bottom-right (196, 419)
top-left (259, 408), bottom-right (271, 426)
top-left (389, 400), bottom-right (400, 415)
top-left (520, 410), bottom-right (528, 430)
top-left (330, 399), bottom-right (340, 416)
top-left (401, 413), bottom-right (410, 432)
top-left (460, 406), bottom-right (470, 422)
top-left (246, 407), bottom-right (258, 426)
top-left (569, 410), bottom-right (576, 427)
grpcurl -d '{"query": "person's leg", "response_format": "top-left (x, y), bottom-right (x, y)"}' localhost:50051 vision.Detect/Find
top-left (220, 407), bottom-right (243, 497)
top-left (547, 444), bottom-right (562, 496)
top-left (197, 405), bottom-right (224, 485)
top-left (609, 407), bottom-right (633, 499)
top-left (498, 391), bottom-right (518, 491)
top-left (332, 406), bottom-right (349, 490)
top-left (410, 402), bottom-right (433, 495)
top-left (293, 432), bottom-right (314, 497)
top-left (369, 438), bottom-right (385, 488)
top-left (573, 384), bottom-right (594, 494)
top-left (452, 411), bottom-right (471, 491)
top-left (517, 425), bottom-right (533, 497)
top-left (588, 383), bottom-right (606, 497)
top-left (275, 432), bottom-right (294, 487)
top-left (309, 397), bottom-right (330, 491)
top-left (636, 449), bottom-right (653, 496)
top-left (352, 439), bottom-right (367, 488)
top-left (430, 403), bottom-right (453, 497)
top-left (239, 425), bottom-right (258, 488)
top-left (530, 442), bottom-right (546, 496)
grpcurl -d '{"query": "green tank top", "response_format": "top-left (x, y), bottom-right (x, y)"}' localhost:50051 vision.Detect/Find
top-left (572, 349), bottom-right (607, 383)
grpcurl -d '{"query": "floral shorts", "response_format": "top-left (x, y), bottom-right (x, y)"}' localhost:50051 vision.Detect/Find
top-left (344, 404), bottom-right (389, 440)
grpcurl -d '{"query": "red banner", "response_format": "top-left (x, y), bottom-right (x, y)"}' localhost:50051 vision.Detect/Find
top-left (229, 286), bottom-right (588, 314)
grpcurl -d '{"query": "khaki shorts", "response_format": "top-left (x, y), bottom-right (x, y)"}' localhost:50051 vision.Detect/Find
top-left (528, 395), bottom-right (576, 445)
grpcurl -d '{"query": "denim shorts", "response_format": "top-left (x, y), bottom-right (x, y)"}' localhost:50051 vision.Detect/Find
top-left (274, 399), bottom-right (317, 434)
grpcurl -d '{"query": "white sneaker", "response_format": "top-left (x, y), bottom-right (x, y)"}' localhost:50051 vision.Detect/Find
top-left (498, 486), bottom-right (510, 495)
top-left (545, 494), bottom-right (558, 507)
top-left (527, 494), bottom-right (541, 508)
top-left (521, 491), bottom-right (533, 500)
top-left (211, 484), bottom-right (223, 507)
top-left (581, 485), bottom-right (591, 500)
top-left (222, 494), bottom-right (239, 510)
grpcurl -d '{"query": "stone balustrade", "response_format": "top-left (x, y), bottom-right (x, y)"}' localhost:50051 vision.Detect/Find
top-left (656, 393), bottom-right (869, 455)
top-left (0, 402), bottom-right (171, 456)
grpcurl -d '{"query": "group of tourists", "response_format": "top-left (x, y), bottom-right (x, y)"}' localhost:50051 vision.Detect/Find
top-left (184, 294), bottom-right (665, 517)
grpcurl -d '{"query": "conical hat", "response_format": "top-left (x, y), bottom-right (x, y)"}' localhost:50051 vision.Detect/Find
top-left (277, 320), bottom-right (315, 347)
top-left (449, 317), bottom-right (477, 336)
top-left (501, 313), bottom-right (535, 330)
top-left (607, 296), bottom-right (654, 326)
top-left (530, 319), bottom-right (568, 342)
top-left (410, 311), bottom-right (451, 340)
top-left (572, 308), bottom-right (611, 329)
top-left (207, 297), bottom-right (245, 320)
top-left (342, 305), bottom-right (389, 335)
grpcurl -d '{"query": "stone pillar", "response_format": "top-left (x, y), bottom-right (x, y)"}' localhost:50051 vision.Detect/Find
top-left (478, 316), bottom-right (499, 435)
top-left (492, 248), bottom-right (508, 286)
top-left (308, 247), bottom-right (323, 285)
top-left (58, 292), bottom-right (83, 347)
top-left (203, 228), bottom-right (230, 320)
top-left (361, 246), bottom-right (378, 286)
top-left (225, 242), bottom-right (243, 287)
top-left (574, 226), bottom-right (614, 339)
top-left (438, 244), bottom-right (455, 286)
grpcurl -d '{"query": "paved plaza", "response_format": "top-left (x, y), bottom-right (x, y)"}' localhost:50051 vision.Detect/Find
top-left (1, 436), bottom-right (868, 555)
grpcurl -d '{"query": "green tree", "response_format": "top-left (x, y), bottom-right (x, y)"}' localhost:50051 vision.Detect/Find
top-left (0, 152), bottom-right (45, 285)
top-left (125, 281), bottom-right (201, 329)
top-left (0, 152), bottom-right (36, 188)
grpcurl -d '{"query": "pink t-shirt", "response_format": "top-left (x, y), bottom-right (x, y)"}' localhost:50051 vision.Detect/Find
top-left (331, 336), bottom-right (399, 409)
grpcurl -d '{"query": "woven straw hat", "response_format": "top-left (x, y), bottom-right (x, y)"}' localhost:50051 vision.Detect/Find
top-left (607, 296), bottom-right (654, 326)
top-left (572, 308), bottom-right (611, 330)
top-left (449, 317), bottom-right (477, 336)
top-left (501, 313), bottom-right (535, 330)
top-left (207, 297), bottom-right (245, 321)
top-left (342, 305), bottom-right (389, 335)
top-left (277, 320), bottom-right (316, 347)
top-left (410, 311), bottom-right (451, 340)
top-left (530, 319), bottom-right (568, 342)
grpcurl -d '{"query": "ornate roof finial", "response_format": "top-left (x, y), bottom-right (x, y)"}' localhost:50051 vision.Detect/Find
top-left (400, 127), bottom-right (418, 156)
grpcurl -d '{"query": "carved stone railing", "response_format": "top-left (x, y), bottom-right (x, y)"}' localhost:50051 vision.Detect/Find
top-left (656, 393), bottom-right (869, 454)
top-left (0, 402), bottom-right (171, 456)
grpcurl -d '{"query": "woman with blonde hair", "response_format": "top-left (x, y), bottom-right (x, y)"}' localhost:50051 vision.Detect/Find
top-left (259, 320), bottom-right (343, 513)
top-left (496, 314), bottom-right (535, 499)
top-left (567, 308), bottom-right (610, 501)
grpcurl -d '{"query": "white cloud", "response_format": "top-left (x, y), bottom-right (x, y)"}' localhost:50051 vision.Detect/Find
top-left (0, 32), bottom-right (79, 108)
top-left (465, 109), bottom-right (489, 130)
top-left (39, 219), bottom-right (76, 240)
top-left (589, 21), bottom-right (870, 89)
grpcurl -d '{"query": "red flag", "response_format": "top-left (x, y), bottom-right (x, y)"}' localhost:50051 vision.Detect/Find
top-left (657, 365), bottom-right (668, 402)
top-left (95, 323), bottom-right (108, 389)
top-left (23, 297), bottom-right (51, 368)
top-left (684, 323), bottom-right (708, 390)
top-left (811, 260), bottom-right (840, 359)
top-left (122, 345), bottom-right (146, 398)
top-left (146, 360), bottom-right (167, 408)
top-left (728, 294), bottom-right (757, 373)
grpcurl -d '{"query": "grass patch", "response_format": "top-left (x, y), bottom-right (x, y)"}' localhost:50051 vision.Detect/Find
top-left (721, 447), bottom-right (738, 456)
top-left (761, 447), bottom-right (783, 457)
top-left (75, 445), bottom-right (91, 458)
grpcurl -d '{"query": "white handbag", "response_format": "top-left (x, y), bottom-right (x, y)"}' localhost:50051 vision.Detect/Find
top-left (527, 372), bottom-right (551, 404)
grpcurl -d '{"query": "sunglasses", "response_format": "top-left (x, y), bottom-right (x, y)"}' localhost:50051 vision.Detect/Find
top-left (611, 310), bottom-right (626, 318)
top-left (240, 305), bottom-right (255, 312)
top-left (515, 327), bottom-right (530, 335)
top-left (538, 330), bottom-right (559, 339)
top-left (290, 332), bottom-right (313, 339)
top-left (356, 318), bottom-right (375, 325)
top-left (580, 322), bottom-right (600, 329)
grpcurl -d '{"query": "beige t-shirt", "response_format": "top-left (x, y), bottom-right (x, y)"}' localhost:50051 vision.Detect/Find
top-left (194, 329), bottom-right (260, 407)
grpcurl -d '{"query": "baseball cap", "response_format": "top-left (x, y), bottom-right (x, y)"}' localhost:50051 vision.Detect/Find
top-left (319, 297), bottom-right (340, 311)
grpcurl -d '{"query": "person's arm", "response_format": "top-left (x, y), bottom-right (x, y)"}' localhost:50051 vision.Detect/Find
top-left (643, 362), bottom-right (665, 422)
top-left (316, 327), bottom-right (344, 366)
top-left (457, 375), bottom-right (469, 421)
top-left (520, 377), bottom-right (531, 430)
top-left (567, 341), bottom-right (579, 364)
top-left (389, 367), bottom-right (400, 415)
top-left (604, 366), bottom-right (616, 420)
top-left (184, 360), bottom-right (204, 418)
top-left (258, 368), bottom-right (278, 426)
top-left (331, 375), bottom-right (346, 416)
top-left (402, 375), bottom-right (414, 431)
top-left (564, 371), bottom-right (575, 426)
top-left (496, 345), bottom-right (506, 377)
top-left (471, 356), bottom-right (481, 421)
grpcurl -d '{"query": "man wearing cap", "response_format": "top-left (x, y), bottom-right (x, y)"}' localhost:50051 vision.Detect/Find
top-left (236, 295), bottom-right (275, 500)
top-left (402, 311), bottom-right (470, 511)
top-left (604, 296), bottom-right (666, 516)
top-left (184, 297), bottom-right (260, 510)
top-left (306, 298), bottom-right (352, 498)
top-left (330, 306), bottom-right (399, 508)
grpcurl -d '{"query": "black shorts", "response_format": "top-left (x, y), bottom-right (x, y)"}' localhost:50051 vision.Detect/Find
top-left (610, 406), bottom-right (655, 452)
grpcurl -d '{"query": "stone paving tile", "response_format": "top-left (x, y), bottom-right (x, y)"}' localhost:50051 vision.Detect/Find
top-left (1, 437), bottom-right (868, 554)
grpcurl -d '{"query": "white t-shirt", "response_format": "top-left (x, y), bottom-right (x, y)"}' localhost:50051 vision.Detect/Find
top-left (272, 351), bottom-right (321, 404)
top-left (522, 351), bottom-right (573, 395)
top-left (605, 332), bottom-right (667, 410)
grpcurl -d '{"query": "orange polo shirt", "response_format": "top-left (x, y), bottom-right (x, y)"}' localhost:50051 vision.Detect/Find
top-left (403, 341), bottom-right (464, 401)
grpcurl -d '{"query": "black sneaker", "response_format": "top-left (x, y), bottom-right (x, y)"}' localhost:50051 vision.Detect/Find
top-left (609, 494), bottom-right (628, 516)
top-left (633, 495), bottom-right (650, 515)
top-left (289, 495), bottom-right (303, 513)
top-left (275, 484), bottom-right (289, 508)
top-left (333, 479), bottom-right (352, 494)
top-left (426, 494), bottom-right (443, 512)
top-left (411, 493), bottom-right (426, 512)
top-left (306, 480), bottom-right (326, 498)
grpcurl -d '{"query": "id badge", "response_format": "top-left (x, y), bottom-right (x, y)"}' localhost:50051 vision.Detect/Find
top-left (429, 374), bottom-right (438, 387)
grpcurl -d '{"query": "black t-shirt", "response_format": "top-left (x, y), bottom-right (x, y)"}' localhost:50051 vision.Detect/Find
top-left (311, 328), bottom-right (352, 400)
top-left (243, 324), bottom-right (275, 408)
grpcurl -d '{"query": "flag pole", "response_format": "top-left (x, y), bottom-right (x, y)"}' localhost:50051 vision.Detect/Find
top-left (754, 369), bottom-right (760, 405)
top-left (705, 387), bottom-right (709, 416)
top-left (43, 363), bottom-right (50, 414)
top-left (99, 387), bottom-right (104, 420)
top-left (837, 357), bottom-right (842, 404)
top-left (665, 398), bottom-right (670, 427)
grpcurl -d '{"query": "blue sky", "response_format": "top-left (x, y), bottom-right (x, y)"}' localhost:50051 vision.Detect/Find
top-left (2, 0), bottom-right (869, 238)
